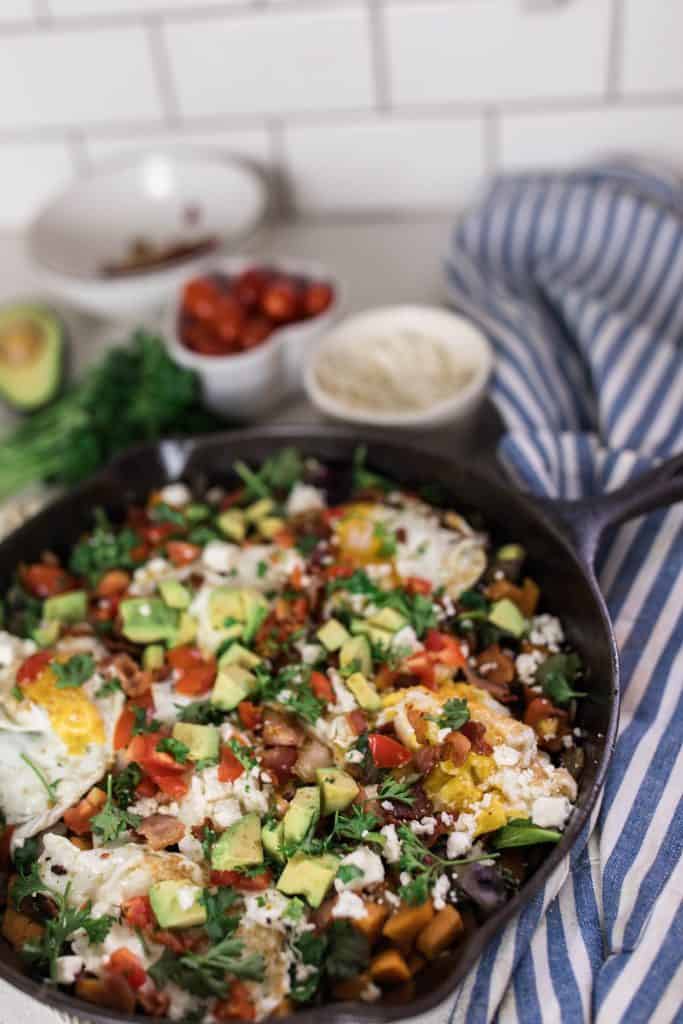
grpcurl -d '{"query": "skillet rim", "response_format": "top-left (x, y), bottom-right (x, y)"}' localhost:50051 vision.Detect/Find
top-left (0, 425), bottom-right (620, 1024)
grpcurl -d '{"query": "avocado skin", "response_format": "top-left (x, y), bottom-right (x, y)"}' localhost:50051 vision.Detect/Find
top-left (0, 303), bottom-right (66, 412)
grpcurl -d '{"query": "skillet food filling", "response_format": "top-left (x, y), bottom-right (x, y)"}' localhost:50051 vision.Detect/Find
top-left (0, 449), bottom-right (586, 1020)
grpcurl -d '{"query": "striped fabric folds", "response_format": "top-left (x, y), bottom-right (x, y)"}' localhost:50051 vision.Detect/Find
top-left (436, 165), bottom-right (683, 1024)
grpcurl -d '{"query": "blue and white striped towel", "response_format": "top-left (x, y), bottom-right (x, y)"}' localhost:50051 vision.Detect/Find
top-left (439, 164), bottom-right (683, 1024)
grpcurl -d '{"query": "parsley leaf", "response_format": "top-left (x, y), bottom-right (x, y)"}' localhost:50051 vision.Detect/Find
top-left (282, 683), bottom-right (325, 725)
top-left (351, 445), bottom-right (393, 494)
top-left (336, 864), bottom-right (364, 885)
top-left (110, 763), bottom-right (142, 809)
top-left (492, 818), bottom-right (562, 850)
top-left (431, 697), bottom-right (470, 732)
top-left (52, 653), bottom-right (95, 689)
top-left (156, 736), bottom-right (190, 764)
top-left (150, 502), bottom-right (186, 527)
top-left (91, 775), bottom-right (141, 843)
top-left (176, 700), bottom-right (226, 725)
top-left (132, 706), bottom-right (162, 735)
top-left (329, 806), bottom-right (384, 848)
top-left (537, 653), bottom-right (586, 706)
top-left (69, 508), bottom-right (138, 585)
top-left (201, 887), bottom-right (239, 943)
top-left (12, 836), bottom-right (40, 876)
top-left (21, 879), bottom-right (113, 981)
top-left (149, 934), bottom-right (264, 997)
top-left (378, 774), bottom-right (419, 806)
top-left (20, 754), bottom-right (58, 805)
top-left (11, 862), bottom-right (48, 909)
top-left (95, 678), bottom-right (123, 698)
top-left (397, 825), bottom-right (497, 905)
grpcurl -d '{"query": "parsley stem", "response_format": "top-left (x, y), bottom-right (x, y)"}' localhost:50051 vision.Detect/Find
top-left (21, 754), bottom-right (58, 806)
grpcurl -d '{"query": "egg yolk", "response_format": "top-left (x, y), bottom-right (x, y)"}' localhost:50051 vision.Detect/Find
top-left (23, 668), bottom-right (105, 756)
top-left (335, 504), bottom-right (386, 565)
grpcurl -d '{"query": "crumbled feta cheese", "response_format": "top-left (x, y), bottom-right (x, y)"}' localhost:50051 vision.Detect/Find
top-left (176, 886), bottom-right (198, 912)
top-left (159, 483), bottom-right (192, 508)
top-left (381, 800), bottom-right (394, 812)
top-left (399, 871), bottom-right (412, 887)
top-left (178, 834), bottom-right (204, 863)
top-left (286, 483), bottom-right (326, 516)
top-left (432, 873), bottom-right (450, 911)
top-left (380, 824), bottom-right (401, 864)
top-left (202, 540), bottom-right (236, 575)
top-left (493, 744), bottom-right (521, 768)
top-left (528, 614), bottom-right (564, 652)
top-left (446, 813), bottom-right (477, 858)
top-left (335, 846), bottom-right (385, 892)
top-left (56, 955), bottom-right (83, 984)
top-left (391, 625), bottom-right (421, 654)
top-left (440, 812), bottom-right (455, 827)
top-left (384, 890), bottom-right (401, 907)
top-left (515, 650), bottom-right (546, 685)
top-left (360, 980), bottom-right (382, 1002)
top-left (212, 799), bottom-right (243, 829)
top-left (233, 766), bottom-right (271, 815)
top-left (328, 668), bottom-right (358, 713)
top-left (410, 816), bottom-right (437, 836)
top-left (244, 889), bottom-right (290, 928)
top-left (346, 748), bottom-right (364, 764)
top-left (531, 796), bottom-right (572, 830)
top-left (332, 891), bottom-right (366, 920)
top-left (300, 643), bottom-right (323, 665)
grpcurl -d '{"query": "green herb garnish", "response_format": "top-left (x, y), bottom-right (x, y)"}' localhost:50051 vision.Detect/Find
top-left (492, 818), bottom-right (563, 850)
top-left (52, 653), bottom-right (95, 689)
top-left (431, 697), bottom-right (470, 732)
top-left (537, 653), bottom-right (586, 706)
top-left (378, 774), bottom-right (419, 806)
top-left (91, 775), bottom-right (141, 843)
top-left (156, 736), bottom-right (190, 764)
top-left (397, 825), bottom-right (497, 905)
top-left (20, 754), bottom-right (58, 806)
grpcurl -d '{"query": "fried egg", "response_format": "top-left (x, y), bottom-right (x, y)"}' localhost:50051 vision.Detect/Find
top-left (334, 498), bottom-right (487, 597)
top-left (0, 639), bottom-right (124, 848)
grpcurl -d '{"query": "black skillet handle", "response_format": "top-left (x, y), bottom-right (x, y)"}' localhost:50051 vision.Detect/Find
top-left (539, 452), bottom-right (683, 567)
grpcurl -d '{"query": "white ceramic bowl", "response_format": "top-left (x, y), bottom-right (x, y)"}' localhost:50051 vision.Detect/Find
top-left (27, 150), bottom-right (268, 320)
top-left (163, 257), bottom-right (340, 421)
top-left (304, 305), bottom-right (492, 429)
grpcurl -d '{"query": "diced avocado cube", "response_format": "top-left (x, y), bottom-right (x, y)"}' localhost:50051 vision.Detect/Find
top-left (241, 593), bottom-right (268, 645)
top-left (169, 611), bottom-right (198, 648)
top-left (209, 587), bottom-right (245, 630)
top-left (346, 672), bottom-right (382, 712)
top-left (218, 643), bottom-right (262, 670)
top-left (159, 579), bottom-right (191, 610)
top-left (143, 644), bottom-right (165, 670)
top-left (258, 516), bottom-right (285, 540)
top-left (317, 619), bottom-right (351, 652)
top-left (351, 619), bottom-right (393, 649)
top-left (283, 787), bottom-right (320, 846)
top-left (316, 767), bottom-right (359, 815)
top-left (120, 598), bottom-right (178, 644)
top-left (496, 543), bottom-right (525, 563)
top-left (489, 598), bottom-right (527, 638)
top-left (367, 607), bottom-right (406, 632)
top-left (172, 722), bottom-right (219, 763)
top-left (262, 819), bottom-right (285, 863)
top-left (31, 620), bottom-right (60, 648)
top-left (149, 880), bottom-right (207, 929)
top-left (339, 635), bottom-right (372, 677)
top-left (211, 813), bottom-right (263, 872)
top-left (44, 590), bottom-right (87, 624)
top-left (211, 664), bottom-right (257, 711)
top-left (185, 503), bottom-right (211, 523)
top-left (244, 498), bottom-right (274, 523)
top-left (217, 509), bottom-right (246, 542)
top-left (277, 852), bottom-right (340, 908)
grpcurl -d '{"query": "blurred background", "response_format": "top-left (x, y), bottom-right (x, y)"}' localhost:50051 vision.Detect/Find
top-left (0, 0), bottom-right (681, 230)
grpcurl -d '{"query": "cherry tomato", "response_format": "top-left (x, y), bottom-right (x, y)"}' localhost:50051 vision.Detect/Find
top-left (114, 706), bottom-right (136, 750)
top-left (260, 277), bottom-right (300, 322)
top-left (214, 295), bottom-right (245, 344)
top-left (127, 733), bottom-right (186, 773)
top-left (122, 895), bottom-right (154, 930)
top-left (217, 746), bottom-right (245, 783)
top-left (403, 652), bottom-right (437, 689)
top-left (16, 650), bottom-right (53, 684)
top-left (21, 563), bottom-right (74, 598)
top-left (141, 522), bottom-right (179, 546)
top-left (107, 948), bottom-right (147, 990)
top-left (166, 541), bottom-right (201, 567)
top-left (96, 570), bottom-right (131, 597)
top-left (311, 671), bottom-right (335, 703)
top-left (183, 277), bottom-right (221, 320)
top-left (240, 316), bottom-right (272, 350)
top-left (368, 732), bottom-right (412, 768)
top-left (176, 665), bottom-right (216, 697)
top-left (404, 576), bottom-right (433, 595)
top-left (302, 281), bottom-right (334, 318)
top-left (237, 701), bottom-right (262, 730)
top-left (215, 980), bottom-right (256, 1021)
top-left (210, 869), bottom-right (272, 893)
top-left (135, 775), bottom-right (158, 799)
top-left (232, 267), bottom-right (273, 309)
top-left (146, 767), bottom-right (189, 799)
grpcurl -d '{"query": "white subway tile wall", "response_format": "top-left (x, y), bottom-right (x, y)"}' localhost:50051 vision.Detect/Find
top-left (0, 0), bottom-right (680, 228)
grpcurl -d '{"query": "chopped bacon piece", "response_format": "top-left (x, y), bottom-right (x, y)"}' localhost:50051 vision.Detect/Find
top-left (136, 814), bottom-right (185, 850)
top-left (460, 720), bottom-right (493, 755)
top-left (262, 709), bottom-right (304, 747)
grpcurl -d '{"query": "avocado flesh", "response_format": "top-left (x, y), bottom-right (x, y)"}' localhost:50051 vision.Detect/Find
top-left (211, 814), bottom-right (263, 872)
top-left (120, 597), bottom-right (178, 644)
top-left (277, 852), bottom-right (339, 907)
top-left (0, 305), bottom-right (64, 412)
top-left (262, 820), bottom-right (285, 863)
top-left (44, 590), bottom-right (86, 624)
top-left (149, 880), bottom-right (207, 929)
top-left (282, 787), bottom-right (320, 846)
top-left (316, 767), bottom-right (359, 814)
top-left (488, 598), bottom-right (527, 638)
top-left (172, 722), bottom-right (219, 762)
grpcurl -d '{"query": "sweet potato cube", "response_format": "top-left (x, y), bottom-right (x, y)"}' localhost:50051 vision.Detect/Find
top-left (382, 900), bottom-right (434, 948)
top-left (354, 901), bottom-right (389, 944)
top-left (370, 949), bottom-right (412, 986)
top-left (416, 905), bottom-right (464, 959)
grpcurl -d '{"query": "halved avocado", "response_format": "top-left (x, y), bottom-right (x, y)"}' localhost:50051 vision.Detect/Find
top-left (0, 304), bottom-right (65, 412)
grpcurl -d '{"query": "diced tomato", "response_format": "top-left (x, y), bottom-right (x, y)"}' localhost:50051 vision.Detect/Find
top-left (146, 768), bottom-right (189, 799)
top-left (218, 746), bottom-right (245, 783)
top-left (403, 652), bottom-right (436, 689)
top-left (322, 507), bottom-right (345, 525)
top-left (325, 563), bottom-right (354, 580)
top-left (167, 645), bottom-right (203, 672)
top-left (21, 563), bottom-right (75, 598)
top-left (166, 541), bottom-right (201, 567)
top-left (404, 576), bottom-right (433, 595)
top-left (215, 980), bottom-right (256, 1021)
top-left (368, 732), bottom-right (412, 768)
top-left (141, 522), bottom-right (179, 546)
top-left (273, 528), bottom-right (295, 548)
top-left (122, 895), bottom-right (154, 930)
top-left (135, 775), bottom-right (157, 798)
top-left (220, 488), bottom-right (245, 511)
top-left (238, 701), bottom-right (262, 730)
top-left (424, 630), bottom-right (466, 668)
top-left (210, 869), bottom-right (272, 893)
top-left (107, 948), bottom-right (147, 991)
top-left (63, 787), bottom-right (107, 835)
top-left (16, 650), bottom-right (53, 684)
top-left (175, 663), bottom-right (216, 697)
top-left (96, 570), bottom-right (131, 597)
top-left (114, 707), bottom-right (136, 750)
top-left (129, 542), bottom-right (149, 563)
top-left (346, 709), bottom-right (368, 736)
top-left (310, 671), bottom-right (335, 703)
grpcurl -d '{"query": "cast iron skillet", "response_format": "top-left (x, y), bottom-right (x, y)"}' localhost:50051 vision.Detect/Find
top-left (1, 426), bottom-right (682, 1024)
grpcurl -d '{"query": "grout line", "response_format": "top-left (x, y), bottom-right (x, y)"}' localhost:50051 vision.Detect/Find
top-left (606, 0), bottom-right (625, 98)
top-left (367, 0), bottom-right (391, 112)
top-left (146, 17), bottom-right (181, 127)
top-left (483, 107), bottom-right (500, 178)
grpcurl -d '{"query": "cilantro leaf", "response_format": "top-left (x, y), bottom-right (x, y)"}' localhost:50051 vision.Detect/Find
top-left (132, 706), bottom-right (162, 735)
top-left (95, 678), bottom-right (123, 698)
top-left (397, 825), bottom-right (497, 905)
top-left (11, 862), bottom-right (48, 909)
top-left (378, 774), bottom-right (419, 806)
top-left (20, 879), bottom-right (113, 981)
top-left (537, 653), bottom-right (586, 706)
top-left (228, 738), bottom-right (257, 770)
top-left (201, 887), bottom-right (239, 943)
top-left (336, 864), bottom-right (364, 885)
top-left (234, 447), bottom-right (303, 501)
top-left (351, 446), bottom-right (393, 494)
top-left (432, 698), bottom-right (470, 732)
top-left (156, 736), bottom-right (190, 764)
top-left (69, 508), bottom-right (138, 585)
top-left (110, 763), bottom-right (142, 809)
top-left (150, 502), bottom-right (186, 527)
top-left (149, 934), bottom-right (264, 997)
top-left (91, 775), bottom-right (141, 843)
top-left (492, 818), bottom-right (563, 850)
top-left (52, 653), bottom-right (95, 689)
top-left (177, 700), bottom-right (226, 725)
top-left (12, 837), bottom-right (40, 876)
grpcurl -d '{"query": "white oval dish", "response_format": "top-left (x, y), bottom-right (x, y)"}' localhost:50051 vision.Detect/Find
top-left (163, 257), bottom-right (341, 422)
top-left (27, 150), bottom-right (268, 319)
top-left (304, 305), bottom-right (492, 429)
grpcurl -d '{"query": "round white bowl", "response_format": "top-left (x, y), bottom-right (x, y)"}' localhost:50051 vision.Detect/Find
top-left (163, 257), bottom-right (341, 422)
top-left (304, 305), bottom-right (493, 429)
top-left (27, 150), bottom-right (268, 320)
